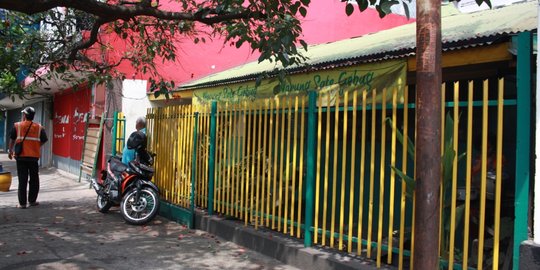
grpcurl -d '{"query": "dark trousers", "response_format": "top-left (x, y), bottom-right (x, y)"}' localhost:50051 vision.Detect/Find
top-left (17, 159), bottom-right (40, 206)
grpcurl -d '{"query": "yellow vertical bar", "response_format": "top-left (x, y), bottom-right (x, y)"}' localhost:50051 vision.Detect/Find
top-left (220, 104), bottom-right (229, 212)
top-left (357, 90), bottom-right (368, 256)
top-left (387, 87), bottom-right (398, 264)
top-left (290, 96), bottom-right (299, 235)
top-left (249, 103), bottom-right (258, 225)
top-left (272, 98), bottom-right (280, 230)
top-left (266, 100), bottom-right (274, 227)
top-left (188, 106), bottom-right (196, 206)
top-left (322, 94), bottom-right (331, 246)
top-left (200, 106), bottom-right (207, 206)
top-left (439, 83), bottom-right (446, 258)
top-left (297, 96), bottom-right (306, 238)
top-left (236, 103), bottom-right (243, 218)
top-left (492, 78), bottom-right (504, 268)
top-left (240, 102), bottom-right (247, 221)
top-left (172, 106), bottom-right (179, 204)
top-left (156, 109), bottom-right (162, 198)
top-left (367, 89), bottom-right (377, 257)
top-left (215, 106), bottom-right (221, 211)
top-left (330, 94), bottom-right (341, 248)
top-left (179, 106), bottom-right (187, 206)
top-left (205, 107), bottom-right (210, 208)
top-left (477, 79), bottom-right (489, 270)
top-left (377, 88), bottom-right (387, 267)
top-left (462, 81), bottom-right (474, 268)
top-left (347, 90), bottom-right (358, 253)
top-left (398, 87), bottom-right (409, 270)
top-left (339, 91), bottom-right (349, 250)
top-left (214, 105), bottom-right (220, 211)
top-left (214, 106), bottom-right (223, 213)
top-left (221, 102), bottom-right (232, 214)
top-left (255, 102), bottom-right (263, 228)
top-left (283, 98), bottom-right (293, 234)
top-left (278, 97), bottom-right (287, 231)
top-left (245, 102), bottom-right (253, 224)
top-left (180, 106), bottom-right (186, 205)
top-left (183, 106), bottom-right (191, 206)
top-left (197, 106), bottom-right (203, 206)
top-left (175, 106), bottom-right (182, 205)
top-left (314, 93), bottom-right (323, 244)
top-left (227, 104), bottom-right (235, 215)
top-left (261, 100), bottom-right (269, 227)
top-left (161, 107), bottom-right (167, 201)
top-left (227, 103), bottom-right (239, 217)
top-left (449, 82), bottom-right (460, 269)
top-left (230, 104), bottom-right (237, 217)
top-left (195, 106), bottom-right (202, 206)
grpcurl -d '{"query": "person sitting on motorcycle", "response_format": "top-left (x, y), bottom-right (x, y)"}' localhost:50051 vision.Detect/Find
top-left (122, 117), bottom-right (146, 165)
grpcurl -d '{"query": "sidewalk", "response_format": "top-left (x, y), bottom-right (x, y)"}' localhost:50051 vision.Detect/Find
top-left (0, 153), bottom-right (299, 270)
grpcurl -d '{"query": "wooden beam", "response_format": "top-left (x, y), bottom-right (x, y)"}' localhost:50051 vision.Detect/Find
top-left (408, 42), bottom-right (512, 71)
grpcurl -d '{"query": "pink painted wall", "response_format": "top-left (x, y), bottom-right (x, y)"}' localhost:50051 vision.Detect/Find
top-left (102, 2), bottom-right (413, 86)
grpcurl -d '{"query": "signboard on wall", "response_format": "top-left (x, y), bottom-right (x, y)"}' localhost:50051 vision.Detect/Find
top-left (53, 86), bottom-right (91, 160)
top-left (192, 59), bottom-right (406, 105)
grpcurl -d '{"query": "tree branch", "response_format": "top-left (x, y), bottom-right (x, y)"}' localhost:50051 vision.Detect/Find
top-left (0, 0), bottom-right (261, 25)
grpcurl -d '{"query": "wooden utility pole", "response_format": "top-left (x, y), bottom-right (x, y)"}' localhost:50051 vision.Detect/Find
top-left (413, 0), bottom-right (442, 269)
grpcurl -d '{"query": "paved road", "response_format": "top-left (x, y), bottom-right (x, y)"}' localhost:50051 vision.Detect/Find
top-left (0, 154), bottom-right (299, 270)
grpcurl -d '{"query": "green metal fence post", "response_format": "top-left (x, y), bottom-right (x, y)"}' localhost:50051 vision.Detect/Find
top-left (111, 111), bottom-right (118, 156)
top-left (304, 91), bottom-right (317, 247)
top-left (190, 112), bottom-right (199, 228)
top-left (208, 102), bottom-right (217, 216)
top-left (513, 31), bottom-right (532, 270)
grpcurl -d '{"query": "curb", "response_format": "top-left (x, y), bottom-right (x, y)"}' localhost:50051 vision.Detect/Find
top-left (191, 210), bottom-right (393, 270)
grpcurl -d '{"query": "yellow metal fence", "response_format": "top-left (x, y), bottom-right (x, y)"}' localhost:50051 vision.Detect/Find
top-left (147, 77), bottom-right (513, 270)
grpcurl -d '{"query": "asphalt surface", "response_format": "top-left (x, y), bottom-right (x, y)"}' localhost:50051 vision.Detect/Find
top-left (0, 154), bottom-right (299, 270)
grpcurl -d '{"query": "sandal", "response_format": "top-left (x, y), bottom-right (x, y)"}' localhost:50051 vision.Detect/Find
top-left (18, 205), bottom-right (27, 209)
top-left (29, 202), bottom-right (39, 207)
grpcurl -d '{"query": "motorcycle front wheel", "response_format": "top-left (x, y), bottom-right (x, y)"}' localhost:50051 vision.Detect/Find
top-left (96, 194), bottom-right (112, 213)
top-left (120, 187), bottom-right (160, 225)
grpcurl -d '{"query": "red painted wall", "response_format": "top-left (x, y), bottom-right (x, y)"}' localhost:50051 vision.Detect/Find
top-left (98, 3), bottom-right (412, 86)
top-left (52, 86), bottom-right (91, 160)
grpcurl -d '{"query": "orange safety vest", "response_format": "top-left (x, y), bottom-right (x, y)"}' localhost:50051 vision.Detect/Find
top-left (15, 121), bottom-right (43, 158)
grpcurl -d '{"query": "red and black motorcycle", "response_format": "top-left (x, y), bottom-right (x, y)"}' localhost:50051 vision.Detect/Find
top-left (91, 131), bottom-right (160, 225)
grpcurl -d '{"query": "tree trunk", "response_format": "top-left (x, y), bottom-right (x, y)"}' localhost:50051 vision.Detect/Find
top-left (413, 0), bottom-right (442, 269)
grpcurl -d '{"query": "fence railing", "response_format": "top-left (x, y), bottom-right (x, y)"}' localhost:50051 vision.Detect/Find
top-left (111, 111), bottom-right (126, 156)
top-left (147, 77), bottom-right (516, 270)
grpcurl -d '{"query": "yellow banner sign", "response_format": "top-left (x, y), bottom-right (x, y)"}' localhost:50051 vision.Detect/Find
top-left (193, 59), bottom-right (406, 105)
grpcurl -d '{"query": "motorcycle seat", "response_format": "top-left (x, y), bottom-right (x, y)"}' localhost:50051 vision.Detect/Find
top-left (109, 157), bottom-right (128, 173)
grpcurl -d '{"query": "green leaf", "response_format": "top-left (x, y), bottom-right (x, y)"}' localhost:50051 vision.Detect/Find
top-left (345, 3), bottom-right (354, 16)
top-left (299, 39), bottom-right (308, 51)
top-left (380, 1), bottom-right (400, 16)
top-left (358, 0), bottom-right (369, 12)
top-left (235, 40), bottom-right (244, 48)
top-left (299, 7), bottom-right (307, 17)
top-left (300, 0), bottom-right (311, 5)
top-left (386, 118), bottom-right (415, 159)
top-left (402, 2), bottom-right (410, 19)
top-left (392, 167), bottom-right (416, 200)
top-left (476, 0), bottom-right (492, 8)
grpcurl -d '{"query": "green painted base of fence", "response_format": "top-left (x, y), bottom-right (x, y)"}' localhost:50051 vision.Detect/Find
top-left (159, 200), bottom-right (194, 229)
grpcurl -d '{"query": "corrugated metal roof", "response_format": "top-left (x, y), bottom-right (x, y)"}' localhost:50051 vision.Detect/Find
top-left (180, 1), bottom-right (537, 90)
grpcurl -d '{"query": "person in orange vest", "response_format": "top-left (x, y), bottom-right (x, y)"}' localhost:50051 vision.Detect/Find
top-left (8, 106), bottom-right (48, 209)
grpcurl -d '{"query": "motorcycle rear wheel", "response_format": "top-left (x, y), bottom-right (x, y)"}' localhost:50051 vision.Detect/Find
top-left (96, 194), bottom-right (112, 213)
top-left (120, 187), bottom-right (160, 225)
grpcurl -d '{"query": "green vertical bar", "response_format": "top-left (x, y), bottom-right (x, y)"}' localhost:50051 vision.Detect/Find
top-left (514, 31), bottom-right (532, 270)
top-left (208, 102), bottom-right (217, 216)
top-left (304, 91), bottom-right (317, 247)
top-left (191, 112), bottom-right (199, 228)
top-left (112, 111), bottom-right (118, 156)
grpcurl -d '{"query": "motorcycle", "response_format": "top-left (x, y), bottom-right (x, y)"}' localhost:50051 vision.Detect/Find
top-left (91, 131), bottom-right (160, 225)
